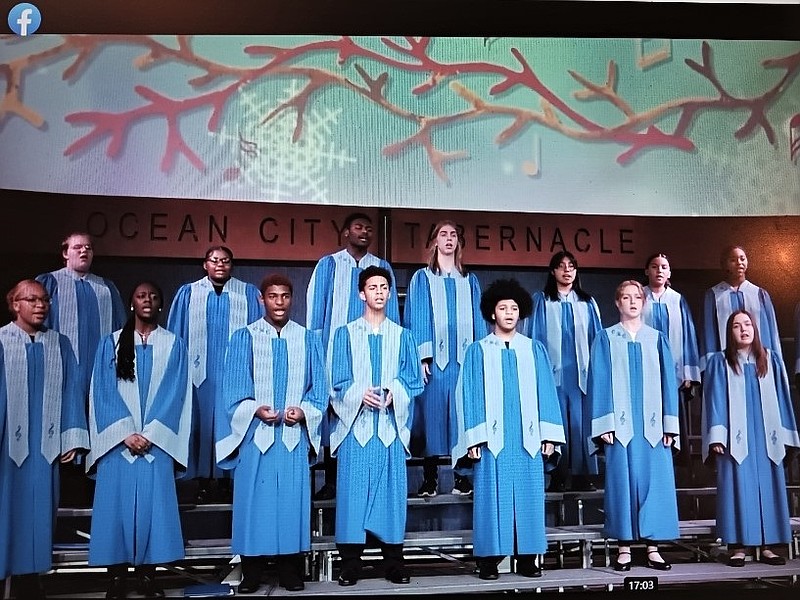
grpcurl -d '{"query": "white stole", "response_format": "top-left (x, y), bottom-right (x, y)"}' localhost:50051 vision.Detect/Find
top-left (250, 319), bottom-right (306, 453)
top-left (52, 268), bottom-right (112, 361)
top-left (644, 287), bottom-right (684, 383)
top-left (544, 292), bottom-right (592, 393)
top-left (424, 268), bottom-right (473, 369)
top-left (481, 333), bottom-right (542, 459)
top-left (726, 350), bottom-right (791, 464)
top-left (187, 276), bottom-right (248, 387)
top-left (345, 318), bottom-right (406, 449)
top-left (607, 324), bottom-right (664, 448)
top-left (114, 327), bottom-right (171, 464)
top-left (713, 280), bottom-right (762, 350)
top-left (0, 324), bottom-right (63, 466)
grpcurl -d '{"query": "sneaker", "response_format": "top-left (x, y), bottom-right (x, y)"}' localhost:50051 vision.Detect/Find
top-left (452, 475), bottom-right (473, 496)
top-left (417, 479), bottom-right (438, 497)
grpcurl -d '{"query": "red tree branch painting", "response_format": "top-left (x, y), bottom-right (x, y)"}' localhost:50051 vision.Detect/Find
top-left (1, 35), bottom-right (797, 183)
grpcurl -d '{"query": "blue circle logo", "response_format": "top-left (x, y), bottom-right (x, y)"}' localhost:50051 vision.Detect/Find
top-left (8, 3), bottom-right (41, 36)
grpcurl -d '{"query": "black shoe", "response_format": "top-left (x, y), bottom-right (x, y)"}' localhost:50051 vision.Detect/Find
top-left (280, 576), bottom-right (305, 592)
top-left (728, 556), bottom-right (746, 567)
top-left (314, 483), bottom-right (336, 501)
top-left (105, 577), bottom-right (126, 600)
top-left (452, 475), bottom-right (473, 496)
top-left (137, 574), bottom-right (165, 598)
top-left (478, 561), bottom-right (499, 580)
top-left (238, 578), bottom-right (261, 593)
top-left (613, 551), bottom-right (631, 572)
top-left (386, 566), bottom-right (411, 584)
top-left (516, 561), bottom-right (542, 578)
top-left (646, 551), bottom-right (672, 571)
top-left (338, 567), bottom-right (360, 587)
top-left (760, 554), bottom-right (786, 566)
top-left (417, 478), bottom-right (438, 497)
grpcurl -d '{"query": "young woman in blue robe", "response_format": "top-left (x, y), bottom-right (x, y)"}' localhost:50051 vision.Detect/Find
top-left (404, 220), bottom-right (486, 497)
top-left (329, 266), bottom-right (424, 587)
top-left (454, 278), bottom-right (565, 581)
top-left (702, 310), bottom-right (799, 567)
top-left (87, 282), bottom-right (192, 600)
top-left (216, 274), bottom-right (327, 593)
top-left (527, 251), bottom-right (601, 492)
top-left (588, 280), bottom-right (679, 572)
top-left (166, 246), bottom-right (262, 498)
top-left (701, 245), bottom-right (783, 371)
top-left (0, 280), bottom-right (89, 599)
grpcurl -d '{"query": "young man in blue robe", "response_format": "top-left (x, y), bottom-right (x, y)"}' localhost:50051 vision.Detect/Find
top-left (454, 278), bottom-right (565, 580)
top-left (329, 266), bottom-right (423, 587)
top-left (703, 310), bottom-right (800, 567)
top-left (589, 280), bottom-right (679, 572)
top-left (216, 273), bottom-right (327, 593)
top-left (0, 279), bottom-right (89, 600)
top-left (306, 213), bottom-right (400, 500)
top-left (527, 251), bottom-right (601, 492)
top-left (701, 246), bottom-right (783, 371)
top-left (35, 232), bottom-right (127, 392)
top-left (404, 220), bottom-right (486, 497)
top-left (87, 282), bottom-right (192, 600)
top-left (166, 246), bottom-right (262, 501)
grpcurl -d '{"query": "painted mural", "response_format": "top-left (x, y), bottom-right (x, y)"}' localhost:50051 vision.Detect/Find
top-left (1, 35), bottom-right (798, 216)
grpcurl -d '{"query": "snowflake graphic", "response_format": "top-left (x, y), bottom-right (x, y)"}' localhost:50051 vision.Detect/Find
top-left (216, 82), bottom-right (356, 203)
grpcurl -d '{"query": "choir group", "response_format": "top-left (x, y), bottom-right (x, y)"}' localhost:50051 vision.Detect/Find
top-left (1, 214), bottom-right (799, 598)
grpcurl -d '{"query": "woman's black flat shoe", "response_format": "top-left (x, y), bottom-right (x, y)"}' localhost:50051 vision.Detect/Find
top-left (760, 554), bottom-right (786, 566)
top-left (728, 556), bottom-right (746, 568)
top-left (613, 551), bottom-right (631, 572)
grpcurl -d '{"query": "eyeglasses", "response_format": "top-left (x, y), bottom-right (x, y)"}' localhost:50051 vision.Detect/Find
top-left (15, 296), bottom-right (51, 305)
top-left (555, 263), bottom-right (576, 271)
top-left (206, 257), bottom-right (231, 265)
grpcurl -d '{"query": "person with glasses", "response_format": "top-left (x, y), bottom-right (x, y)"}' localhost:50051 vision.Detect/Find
top-left (526, 251), bottom-right (602, 492)
top-left (702, 310), bottom-right (799, 568)
top-left (35, 232), bottom-right (127, 394)
top-left (166, 246), bottom-right (262, 503)
top-left (0, 280), bottom-right (89, 599)
top-left (306, 213), bottom-right (400, 501)
top-left (87, 281), bottom-right (192, 600)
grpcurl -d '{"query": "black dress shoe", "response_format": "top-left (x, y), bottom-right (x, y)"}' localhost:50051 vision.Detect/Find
top-left (646, 557), bottom-right (672, 571)
top-left (478, 562), bottom-right (499, 580)
top-left (386, 566), bottom-right (411, 584)
top-left (105, 576), bottom-right (127, 600)
top-left (281, 578), bottom-right (305, 592)
top-left (338, 567), bottom-right (360, 587)
top-left (238, 578), bottom-right (261, 593)
top-left (728, 556), bottom-right (746, 568)
top-left (760, 554), bottom-right (786, 566)
top-left (137, 574), bottom-right (165, 598)
top-left (516, 563), bottom-right (542, 578)
top-left (613, 552), bottom-right (631, 572)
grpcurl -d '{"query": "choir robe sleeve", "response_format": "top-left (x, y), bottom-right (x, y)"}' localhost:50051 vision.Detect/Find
top-left (300, 329), bottom-right (328, 457)
top-left (588, 298), bottom-right (603, 345)
top-left (534, 340), bottom-right (566, 447)
top-left (527, 292), bottom-right (547, 341)
top-left (0, 346), bottom-right (6, 454)
top-left (330, 325), bottom-right (361, 434)
top-left (452, 341), bottom-right (489, 466)
top-left (679, 295), bottom-right (702, 384)
top-left (58, 333), bottom-right (89, 453)
top-left (381, 261), bottom-right (401, 325)
top-left (166, 284), bottom-right (192, 341)
top-left (215, 327), bottom-right (257, 470)
top-left (306, 256), bottom-right (335, 344)
top-left (86, 335), bottom-right (140, 474)
top-left (772, 351), bottom-right (800, 449)
top-left (702, 352), bottom-right (730, 461)
top-left (35, 273), bottom-right (59, 331)
top-left (245, 284), bottom-right (264, 324)
top-left (105, 278), bottom-right (128, 331)
top-left (588, 329), bottom-right (614, 445)
top-left (404, 269), bottom-right (434, 361)
top-left (701, 288), bottom-right (720, 371)
top-left (658, 331), bottom-right (680, 439)
top-left (387, 329), bottom-right (424, 437)
top-left (758, 288), bottom-right (783, 361)
top-left (468, 274), bottom-right (488, 340)
top-left (141, 336), bottom-right (192, 473)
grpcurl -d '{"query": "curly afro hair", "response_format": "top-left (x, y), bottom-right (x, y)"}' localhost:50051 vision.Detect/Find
top-left (479, 278), bottom-right (532, 323)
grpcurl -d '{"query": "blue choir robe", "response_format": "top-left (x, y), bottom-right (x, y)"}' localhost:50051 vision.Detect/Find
top-left (0, 324), bottom-right (88, 578)
top-left (329, 318), bottom-right (423, 545)
top-left (794, 301), bottom-right (800, 378)
top-left (166, 276), bottom-right (262, 479)
top-left (403, 267), bottom-right (486, 457)
top-left (702, 351), bottom-right (800, 546)
top-left (588, 324), bottom-right (680, 542)
top-left (86, 327), bottom-right (192, 566)
top-left (36, 268), bottom-right (126, 391)
top-left (701, 280), bottom-right (783, 371)
top-left (453, 333), bottom-right (565, 557)
top-left (215, 319), bottom-right (327, 557)
top-left (528, 291), bottom-right (601, 475)
top-left (643, 286), bottom-right (701, 385)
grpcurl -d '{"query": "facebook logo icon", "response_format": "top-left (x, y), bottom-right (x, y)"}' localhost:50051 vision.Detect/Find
top-left (8, 3), bottom-right (41, 36)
